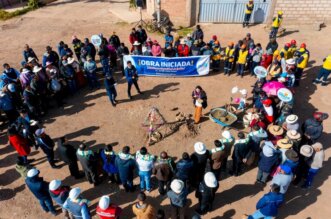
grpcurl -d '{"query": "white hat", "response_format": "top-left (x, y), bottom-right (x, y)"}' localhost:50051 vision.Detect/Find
top-left (27, 168), bottom-right (39, 178)
top-left (231, 86), bottom-right (239, 94)
top-left (67, 57), bottom-right (75, 64)
top-left (312, 142), bottom-right (323, 150)
top-left (46, 61), bottom-right (53, 66)
top-left (300, 145), bottom-right (313, 157)
top-left (286, 58), bottom-right (295, 65)
top-left (239, 89), bottom-right (247, 95)
top-left (49, 180), bottom-right (61, 191)
top-left (262, 145), bottom-right (274, 157)
top-left (204, 172), bottom-right (217, 188)
top-left (0, 92), bottom-right (5, 97)
top-left (286, 114), bottom-right (298, 124)
top-left (170, 179), bottom-right (184, 194)
top-left (69, 187), bottom-right (81, 200)
top-left (21, 68), bottom-right (30, 74)
top-left (222, 131), bottom-right (232, 139)
top-left (286, 130), bottom-right (301, 140)
top-left (33, 66), bottom-right (42, 73)
top-left (7, 84), bottom-right (15, 92)
top-left (30, 120), bottom-right (38, 126)
top-left (194, 142), bottom-right (207, 155)
top-left (35, 128), bottom-right (45, 136)
top-left (27, 57), bottom-right (35, 63)
top-left (133, 41), bottom-right (141, 46)
top-left (99, 196), bottom-right (110, 210)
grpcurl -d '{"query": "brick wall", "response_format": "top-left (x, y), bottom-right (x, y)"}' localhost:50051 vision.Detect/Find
top-left (274, 0), bottom-right (331, 24)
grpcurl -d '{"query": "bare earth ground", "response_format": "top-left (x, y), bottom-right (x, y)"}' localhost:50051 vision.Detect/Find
top-left (0, 1), bottom-right (331, 218)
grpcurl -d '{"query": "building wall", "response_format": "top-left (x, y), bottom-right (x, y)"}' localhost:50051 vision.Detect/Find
top-left (274, 0), bottom-right (331, 24)
top-left (146, 0), bottom-right (193, 26)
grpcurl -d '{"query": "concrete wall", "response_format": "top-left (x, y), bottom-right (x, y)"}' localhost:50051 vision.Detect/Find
top-left (274, 0), bottom-right (331, 24)
top-left (146, 0), bottom-right (194, 27)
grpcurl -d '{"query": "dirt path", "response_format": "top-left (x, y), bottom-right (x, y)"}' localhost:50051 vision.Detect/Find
top-left (0, 1), bottom-right (330, 218)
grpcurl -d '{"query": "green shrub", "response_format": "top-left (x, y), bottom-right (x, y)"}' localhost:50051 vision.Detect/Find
top-left (0, 0), bottom-right (40, 20)
top-left (28, 0), bottom-right (39, 9)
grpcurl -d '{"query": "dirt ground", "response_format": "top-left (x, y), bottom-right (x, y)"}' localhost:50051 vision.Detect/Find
top-left (0, 1), bottom-right (331, 218)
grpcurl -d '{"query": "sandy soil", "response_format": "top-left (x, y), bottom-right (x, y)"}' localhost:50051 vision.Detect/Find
top-left (0, 1), bottom-right (331, 218)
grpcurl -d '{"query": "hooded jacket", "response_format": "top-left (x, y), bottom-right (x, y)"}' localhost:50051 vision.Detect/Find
top-left (152, 158), bottom-right (175, 181)
top-left (25, 176), bottom-right (51, 200)
top-left (115, 153), bottom-right (136, 181)
top-left (302, 118), bottom-right (323, 140)
top-left (167, 189), bottom-right (189, 208)
top-left (132, 203), bottom-right (155, 219)
top-left (49, 186), bottom-right (70, 206)
top-left (256, 192), bottom-right (284, 217)
top-left (176, 158), bottom-right (194, 181)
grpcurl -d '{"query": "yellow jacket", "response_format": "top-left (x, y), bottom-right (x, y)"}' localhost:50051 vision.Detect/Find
top-left (280, 48), bottom-right (289, 60)
top-left (212, 47), bottom-right (222, 61)
top-left (272, 15), bottom-right (282, 28)
top-left (287, 46), bottom-right (297, 59)
top-left (323, 55), bottom-right (331, 70)
top-left (297, 53), bottom-right (309, 69)
top-left (224, 47), bottom-right (235, 62)
top-left (245, 3), bottom-right (254, 14)
top-left (238, 50), bottom-right (249, 64)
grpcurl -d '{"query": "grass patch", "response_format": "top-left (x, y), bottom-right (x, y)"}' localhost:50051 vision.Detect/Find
top-left (0, 0), bottom-right (39, 20)
top-left (176, 27), bottom-right (193, 37)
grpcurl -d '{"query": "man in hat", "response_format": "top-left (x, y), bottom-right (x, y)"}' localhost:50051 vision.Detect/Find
top-left (243, 0), bottom-right (254, 28)
top-left (192, 25), bottom-right (204, 41)
top-left (132, 192), bottom-right (155, 219)
top-left (136, 147), bottom-right (155, 193)
top-left (132, 41), bottom-right (142, 55)
top-left (302, 112), bottom-right (328, 144)
top-left (124, 61), bottom-right (143, 99)
top-left (167, 179), bottom-right (189, 219)
top-left (270, 11), bottom-right (283, 38)
top-left (83, 55), bottom-right (100, 90)
top-left (177, 40), bottom-right (190, 57)
top-left (219, 131), bottom-right (235, 171)
top-left (283, 114), bottom-right (299, 131)
top-left (271, 165), bottom-right (293, 194)
top-left (1, 63), bottom-right (20, 89)
top-left (109, 31), bottom-right (121, 49)
top-left (243, 184), bottom-right (284, 219)
top-left (195, 172), bottom-right (219, 215)
top-left (176, 152), bottom-right (194, 190)
top-left (237, 44), bottom-right (249, 78)
top-left (152, 151), bottom-right (176, 195)
top-left (293, 144), bottom-right (314, 186)
top-left (23, 44), bottom-right (39, 62)
top-left (302, 142), bottom-right (325, 188)
top-left (35, 128), bottom-right (60, 169)
top-left (63, 187), bottom-right (91, 219)
top-left (191, 142), bottom-right (210, 186)
top-left (58, 136), bottom-right (83, 179)
top-left (96, 195), bottom-right (122, 219)
top-left (164, 31), bottom-right (174, 48)
top-left (77, 143), bottom-right (99, 186)
top-left (49, 179), bottom-right (70, 218)
top-left (42, 46), bottom-right (59, 68)
top-left (283, 149), bottom-right (299, 172)
top-left (115, 146), bottom-right (136, 192)
top-left (191, 40), bottom-right (201, 56)
top-left (210, 140), bottom-right (227, 179)
top-left (25, 168), bottom-right (57, 215)
top-left (104, 74), bottom-right (117, 107)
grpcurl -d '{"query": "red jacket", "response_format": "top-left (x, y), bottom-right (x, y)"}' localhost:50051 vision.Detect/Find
top-left (96, 204), bottom-right (122, 219)
top-left (129, 33), bottom-right (138, 45)
top-left (261, 54), bottom-right (273, 69)
top-left (177, 45), bottom-right (190, 57)
top-left (9, 134), bottom-right (31, 156)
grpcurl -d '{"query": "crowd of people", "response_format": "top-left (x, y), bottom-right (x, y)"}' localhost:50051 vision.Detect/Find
top-left (1, 16), bottom-right (330, 219)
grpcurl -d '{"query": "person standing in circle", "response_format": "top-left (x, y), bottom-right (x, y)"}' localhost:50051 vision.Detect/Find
top-left (192, 86), bottom-right (207, 124)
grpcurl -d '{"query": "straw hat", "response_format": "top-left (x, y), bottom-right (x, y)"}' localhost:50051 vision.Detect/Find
top-left (286, 115), bottom-right (298, 124)
top-left (170, 179), bottom-right (184, 194)
top-left (69, 187), bottom-right (81, 200)
top-left (268, 125), bottom-right (284, 136)
top-left (67, 57), bottom-right (75, 64)
top-left (133, 41), bottom-right (141, 46)
top-left (27, 168), bottom-right (39, 178)
top-left (204, 172), bottom-right (218, 188)
top-left (21, 68), bottom-right (30, 74)
top-left (285, 149), bottom-right (299, 162)
top-left (33, 66), bottom-right (42, 73)
top-left (222, 130), bottom-right (232, 139)
top-left (27, 57), bottom-right (35, 63)
top-left (99, 196), bottom-right (110, 210)
top-left (194, 142), bottom-right (207, 155)
top-left (277, 138), bottom-right (293, 149)
top-left (286, 130), bottom-right (301, 140)
top-left (312, 142), bottom-right (323, 150)
top-left (49, 180), bottom-right (61, 191)
top-left (300, 145), bottom-right (314, 157)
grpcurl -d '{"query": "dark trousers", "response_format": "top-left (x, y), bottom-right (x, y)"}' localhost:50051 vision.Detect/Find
top-left (40, 148), bottom-right (55, 166)
top-left (232, 157), bottom-right (243, 175)
top-left (270, 27), bottom-right (279, 38)
top-left (237, 64), bottom-right (245, 76)
top-left (170, 204), bottom-right (186, 219)
top-left (295, 67), bottom-right (304, 86)
top-left (224, 61), bottom-right (233, 74)
top-left (4, 109), bottom-right (19, 124)
top-left (108, 172), bottom-right (120, 183)
top-left (106, 87), bottom-right (117, 104)
top-left (86, 72), bottom-right (100, 89)
top-left (212, 168), bottom-right (222, 180)
top-left (39, 197), bottom-right (56, 213)
top-left (250, 61), bottom-right (260, 75)
top-left (316, 68), bottom-right (331, 82)
top-left (127, 80), bottom-right (141, 97)
top-left (158, 180), bottom-right (170, 195)
top-left (198, 198), bottom-right (213, 215)
top-left (243, 13), bottom-right (252, 26)
top-left (84, 169), bottom-right (98, 184)
top-left (68, 161), bottom-right (80, 178)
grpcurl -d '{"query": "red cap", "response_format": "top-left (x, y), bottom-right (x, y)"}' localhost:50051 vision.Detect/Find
top-left (212, 35), bottom-right (217, 40)
top-left (262, 99), bottom-right (272, 106)
top-left (285, 43), bottom-right (291, 48)
top-left (300, 43), bottom-right (306, 49)
top-left (290, 40), bottom-right (296, 45)
top-left (313, 112), bottom-right (329, 121)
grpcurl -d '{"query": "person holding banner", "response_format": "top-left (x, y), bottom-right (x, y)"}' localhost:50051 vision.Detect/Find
top-left (124, 61), bottom-right (142, 100)
top-left (192, 86), bottom-right (207, 124)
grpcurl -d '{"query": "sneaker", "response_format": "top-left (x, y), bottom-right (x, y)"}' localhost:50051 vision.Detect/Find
top-left (51, 165), bottom-right (60, 169)
top-left (321, 82), bottom-right (327, 86)
top-left (146, 189), bottom-right (151, 194)
top-left (313, 79), bottom-right (321, 84)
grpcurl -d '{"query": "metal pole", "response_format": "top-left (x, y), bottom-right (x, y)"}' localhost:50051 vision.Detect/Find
top-left (156, 0), bottom-right (161, 27)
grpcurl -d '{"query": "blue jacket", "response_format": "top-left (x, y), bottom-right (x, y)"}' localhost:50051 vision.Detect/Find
top-left (100, 149), bottom-right (118, 174)
top-left (0, 93), bottom-right (14, 111)
top-left (25, 176), bottom-right (51, 200)
top-left (176, 159), bottom-right (194, 181)
top-left (115, 155), bottom-right (136, 181)
top-left (164, 34), bottom-right (174, 48)
top-left (302, 118), bottom-right (323, 141)
top-left (49, 186), bottom-right (69, 206)
top-left (167, 188), bottom-right (189, 208)
top-left (0, 68), bottom-right (20, 89)
top-left (63, 198), bottom-right (90, 219)
top-left (23, 48), bottom-right (38, 62)
top-left (258, 151), bottom-right (281, 173)
top-left (124, 66), bottom-right (138, 83)
top-left (256, 192), bottom-right (284, 217)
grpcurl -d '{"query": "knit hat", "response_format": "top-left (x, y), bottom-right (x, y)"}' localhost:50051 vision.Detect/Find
top-left (277, 139), bottom-right (293, 149)
top-left (27, 168), bottom-right (39, 178)
top-left (99, 196), bottom-right (110, 210)
top-left (286, 130), bottom-right (301, 140)
top-left (204, 172), bottom-right (218, 188)
top-left (69, 187), bottom-right (81, 200)
top-left (313, 112), bottom-right (329, 122)
top-left (222, 130), bottom-right (232, 139)
top-left (285, 149), bottom-right (299, 162)
top-left (268, 125), bottom-right (284, 136)
top-left (49, 180), bottom-right (61, 191)
top-left (280, 165), bottom-right (291, 174)
top-left (286, 114), bottom-right (298, 124)
top-left (312, 142), bottom-right (323, 150)
top-left (35, 128), bottom-right (45, 136)
top-left (194, 142), bottom-right (207, 155)
top-left (262, 145), bottom-right (274, 157)
top-left (300, 145), bottom-right (314, 157)
top-left (170, 179), bottom-right (184, 193)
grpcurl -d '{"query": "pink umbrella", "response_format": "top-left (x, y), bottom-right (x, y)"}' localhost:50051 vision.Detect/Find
top-left (262, 81), bottom-right (285, 96)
